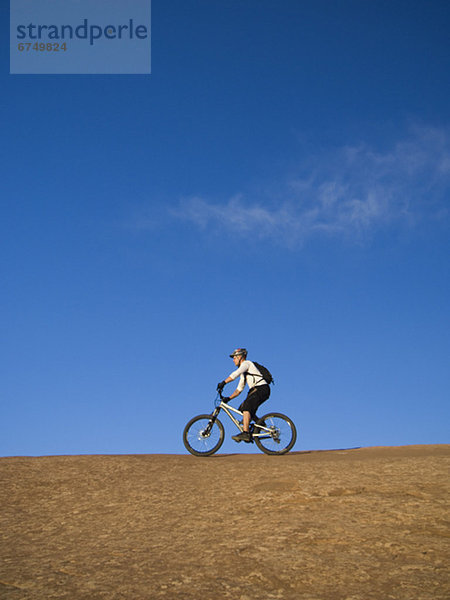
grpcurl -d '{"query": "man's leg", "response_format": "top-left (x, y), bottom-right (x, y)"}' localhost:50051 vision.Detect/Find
top-left (232, 409), bottom-right (253, 443)
top-left (232, 390), bottom-right (264, 443)
top-left (243, 410), bottom-right (251, 432)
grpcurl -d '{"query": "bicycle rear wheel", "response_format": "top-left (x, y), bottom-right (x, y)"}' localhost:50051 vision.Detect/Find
top-left (253, 412), bottom-right (297, 455)
top-left (183, 414), bottom-right (225, 457)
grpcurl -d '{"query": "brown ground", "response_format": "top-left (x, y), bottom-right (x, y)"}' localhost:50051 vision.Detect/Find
top-left (0, 445), bottom-right (449, 600)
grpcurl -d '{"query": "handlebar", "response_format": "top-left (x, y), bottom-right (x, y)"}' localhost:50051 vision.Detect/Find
top-left (217, 390), bottom-right (231, 402)
top-left (215, 389), bottom-right (230, 407)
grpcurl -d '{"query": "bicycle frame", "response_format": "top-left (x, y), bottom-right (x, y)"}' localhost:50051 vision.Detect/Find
top-left (210, 394), bottom-right (272, 439)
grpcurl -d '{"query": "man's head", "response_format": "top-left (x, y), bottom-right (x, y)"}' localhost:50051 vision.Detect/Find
top-left (230, 348), bottom-right (247, 366)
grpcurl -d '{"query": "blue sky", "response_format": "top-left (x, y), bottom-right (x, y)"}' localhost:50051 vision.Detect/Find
top-left (1, 0), bottom-right (449, 456)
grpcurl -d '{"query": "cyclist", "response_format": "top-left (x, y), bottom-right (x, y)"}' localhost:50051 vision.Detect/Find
top-left (217, 348), bottom-right (271, 443)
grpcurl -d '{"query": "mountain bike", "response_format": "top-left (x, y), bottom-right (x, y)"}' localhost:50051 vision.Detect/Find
top-left (183, 390), bottom-right (297, 456)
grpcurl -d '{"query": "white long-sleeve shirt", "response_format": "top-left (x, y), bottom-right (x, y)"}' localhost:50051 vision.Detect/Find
top-left (228, 360), bottom-right (267, 394)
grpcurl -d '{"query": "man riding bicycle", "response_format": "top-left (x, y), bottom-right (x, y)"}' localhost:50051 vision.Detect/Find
top-left (217, 348), bottom-right (271, 443)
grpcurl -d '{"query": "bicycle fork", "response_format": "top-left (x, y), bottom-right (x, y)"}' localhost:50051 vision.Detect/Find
top-left (202, 407), bottom-right (221, 437)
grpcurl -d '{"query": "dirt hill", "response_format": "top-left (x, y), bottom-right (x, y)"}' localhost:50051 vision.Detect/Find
top-left (1, 445), bottom-right (449, 599)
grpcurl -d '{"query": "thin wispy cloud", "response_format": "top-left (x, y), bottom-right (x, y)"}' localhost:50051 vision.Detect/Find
top-left (170, 126), bottom-right (449, 246)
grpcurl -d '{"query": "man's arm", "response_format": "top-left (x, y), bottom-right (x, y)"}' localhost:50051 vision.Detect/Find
top-left (228, 383), bottom-right (243, 400)
top-left (217, 361), bottom-right (248, 396)
top-left (226, 374), bottom-right (246, 400)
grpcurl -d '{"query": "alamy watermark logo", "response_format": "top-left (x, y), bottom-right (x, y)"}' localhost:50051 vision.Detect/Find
top-left (10, 0), bottom-right (151, 74)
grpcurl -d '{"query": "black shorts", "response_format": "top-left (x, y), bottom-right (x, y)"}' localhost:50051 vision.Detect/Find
top-left (239, 384), bottom-right (270, 419)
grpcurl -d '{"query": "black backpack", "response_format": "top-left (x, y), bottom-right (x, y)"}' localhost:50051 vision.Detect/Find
top-left (247, 361), bottom-right (274, 385)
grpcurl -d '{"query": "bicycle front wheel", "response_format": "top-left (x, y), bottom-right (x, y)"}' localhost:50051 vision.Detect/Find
top-left (254, 412), bottom-right (297, 455)
top-left (183, 414), bottom-right (225, 457)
